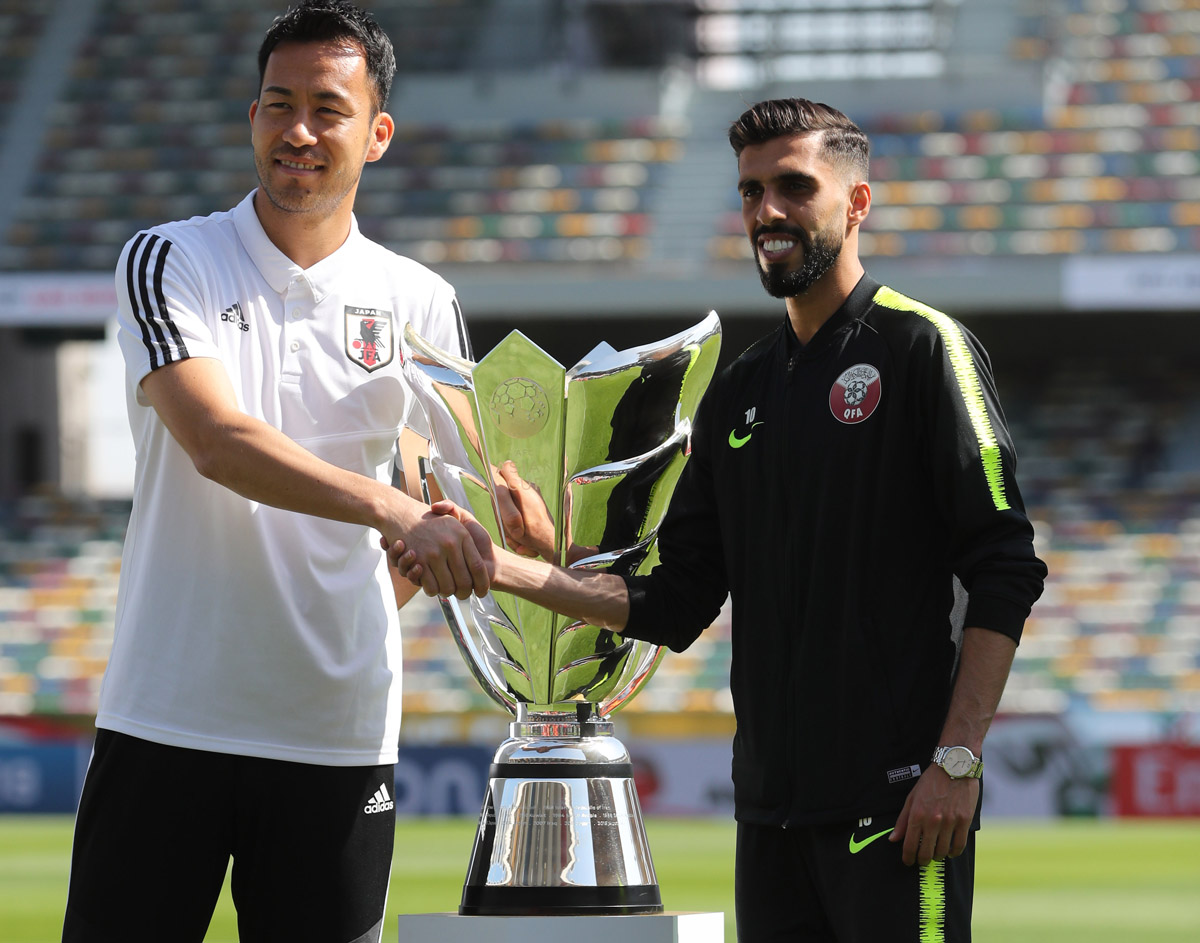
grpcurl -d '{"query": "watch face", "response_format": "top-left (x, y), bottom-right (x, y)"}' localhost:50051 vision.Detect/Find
top-left (943, 746), bottom-right (974, 777)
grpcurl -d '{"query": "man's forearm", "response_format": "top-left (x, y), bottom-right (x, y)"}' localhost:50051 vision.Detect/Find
top-left (192, 409), bottom-right (417, 534)
top-left (937, 626), bottom-right (1017, 752)
top-left (492, 549), bottom-right (631, 632)
top-left (891, 625), bottom-right (1017, 866)
top-left (143, 357), bottom-right (489, 599)
top-left (142, 357), bottom-right (420, 538)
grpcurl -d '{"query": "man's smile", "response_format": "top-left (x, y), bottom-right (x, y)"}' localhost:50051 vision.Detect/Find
top-left (272, 151), bottom-right (326, 175)
top-left (758, 236), bottom-right (798, 263)
top-left (754, 223), bottom-right (809, 265)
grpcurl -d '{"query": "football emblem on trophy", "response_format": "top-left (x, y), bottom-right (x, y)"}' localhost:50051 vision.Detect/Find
top-left (489, 377), bottom-right (550, 438)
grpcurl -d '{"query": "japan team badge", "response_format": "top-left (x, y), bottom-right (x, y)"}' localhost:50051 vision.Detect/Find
top-left (345, 306), bottom-right (394, 372)
top-left (830, 363), bottom-right (882, 424)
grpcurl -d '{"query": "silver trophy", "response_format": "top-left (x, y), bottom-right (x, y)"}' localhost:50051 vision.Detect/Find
top-left (401, 314), bottom-right (721, 916)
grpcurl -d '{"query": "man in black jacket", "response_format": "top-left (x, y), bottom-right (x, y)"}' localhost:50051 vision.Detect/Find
top-left (394, 98), bottom-right (1046, 942)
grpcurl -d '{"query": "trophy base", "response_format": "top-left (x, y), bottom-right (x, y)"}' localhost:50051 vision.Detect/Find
top-left (459, 705), bottom-right (662, 916)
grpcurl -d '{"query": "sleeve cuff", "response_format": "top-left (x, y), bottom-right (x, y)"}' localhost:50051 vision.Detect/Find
top-left (964, 592), bottom-right (1032, 644)
top-left (619, 576), bottom-right (655, 643)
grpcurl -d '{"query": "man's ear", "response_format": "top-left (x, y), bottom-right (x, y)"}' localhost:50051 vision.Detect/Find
top-left (848, 181), bottom-right (871, 227)
top-left (366, 111), bottom-right (394, 163)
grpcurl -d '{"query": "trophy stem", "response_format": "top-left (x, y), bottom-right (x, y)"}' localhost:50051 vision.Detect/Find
top-left (459, 703), bottom-right (662, 916)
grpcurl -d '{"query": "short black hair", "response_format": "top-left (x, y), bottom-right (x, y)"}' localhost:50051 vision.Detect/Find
top-left (729, 98), bottom-right (870, 181)
top-left (258, 0), bottom-right (396, 113)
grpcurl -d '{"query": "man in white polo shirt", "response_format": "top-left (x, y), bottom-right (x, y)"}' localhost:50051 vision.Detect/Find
top-left (61, 3), bottom-right (489, 941)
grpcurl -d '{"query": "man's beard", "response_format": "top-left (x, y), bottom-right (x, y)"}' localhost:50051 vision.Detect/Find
top-left (253, 149), bottom-right (362, 217)
top-left (755, 225), bottom-right (843, 299)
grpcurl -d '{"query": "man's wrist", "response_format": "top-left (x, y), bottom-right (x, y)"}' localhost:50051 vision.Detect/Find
top-left (384, 487), bottom-right (429, 536)
top-left (490, 546), bottom-right (543, 594)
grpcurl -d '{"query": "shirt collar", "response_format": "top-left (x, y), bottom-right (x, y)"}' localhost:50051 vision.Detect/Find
top-left (232, 190), bottom-right (365, 305)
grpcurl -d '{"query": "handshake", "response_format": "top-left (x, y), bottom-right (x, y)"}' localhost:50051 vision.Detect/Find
top-left (383, 459), bottom-right (570, 602)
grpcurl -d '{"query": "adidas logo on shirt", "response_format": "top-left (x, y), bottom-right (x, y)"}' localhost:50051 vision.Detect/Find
top-left (220, 302), bottom-right (249, 332)
top-left (364, 783), bottom-right (394, 814)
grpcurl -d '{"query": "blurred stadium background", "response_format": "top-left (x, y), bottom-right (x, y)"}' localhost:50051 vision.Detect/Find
top-left (1, 0), bottom-right (1200, 833)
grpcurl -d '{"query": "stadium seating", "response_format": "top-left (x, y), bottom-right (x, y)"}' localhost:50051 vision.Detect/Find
top-left (1001, 351), bottom-right (1200, 715)
top-left (0, 0), bottom-right (686, 273)
top-left (693, 0), bottom-right (960, 88)
top-left (355, 116), bottom-right (688, 267)
top-left (9, 111), bottom-right (686, 271)
top-left (6, 0), bottom-right (1197, 273)
top-left (708, 0), bottom-right (1200, 261)
top-left (0, 2), bottom-right (50, 134)
top-left (0, 494), bottom-right (124, 716)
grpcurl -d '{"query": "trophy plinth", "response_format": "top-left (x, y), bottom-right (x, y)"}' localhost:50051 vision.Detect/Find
top-left (402, 315), bottom-right (721, 916)
top-left (460, 703), bottom-right (658, 916)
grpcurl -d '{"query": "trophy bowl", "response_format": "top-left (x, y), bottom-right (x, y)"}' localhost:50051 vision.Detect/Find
top-left (401, 313), bottom-right (721, 915)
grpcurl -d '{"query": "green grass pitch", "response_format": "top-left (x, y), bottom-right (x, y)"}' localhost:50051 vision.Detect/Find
top-left (2, 815), bottom-right (1197, 942)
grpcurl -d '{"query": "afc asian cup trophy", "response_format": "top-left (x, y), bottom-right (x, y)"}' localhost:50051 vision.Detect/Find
top-left (400, 313), bottom-right (721, 916)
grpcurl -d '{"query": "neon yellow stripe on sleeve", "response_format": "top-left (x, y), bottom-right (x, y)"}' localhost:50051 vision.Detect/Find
top-left (873, 286), bottom-right (1011, 511)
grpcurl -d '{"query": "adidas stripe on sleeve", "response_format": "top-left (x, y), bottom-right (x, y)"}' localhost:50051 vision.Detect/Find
top-left (125, 233), bottom-right (188, 370)
top-left (116, 229), bottom-right (222, 397)
top-left (450, 295), bottom-right (472, 360)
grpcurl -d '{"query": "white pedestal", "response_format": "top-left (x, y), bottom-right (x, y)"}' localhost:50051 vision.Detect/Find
top-left (398, 912), bottom-right (724, 943)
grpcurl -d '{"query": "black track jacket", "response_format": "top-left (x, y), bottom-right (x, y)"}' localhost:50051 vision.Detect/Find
top-left (622, 274), bottom-right (1046, 826)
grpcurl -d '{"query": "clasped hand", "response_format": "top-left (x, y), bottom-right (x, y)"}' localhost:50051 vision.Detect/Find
top-left (384, 504), bottom-right (493, 600)
top-left (385, 460), bottom-right (562, 598)
top-left (492, 460), bottom-right (556, 560)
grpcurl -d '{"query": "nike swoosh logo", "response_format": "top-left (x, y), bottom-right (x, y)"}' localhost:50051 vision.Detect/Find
top-left (848, 827), bottom-right (894, 854)
top-left (728, 422), bottom-right (763, 449)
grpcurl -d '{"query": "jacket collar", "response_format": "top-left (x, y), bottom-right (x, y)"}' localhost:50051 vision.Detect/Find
top-left (781, 272), bottom-right (881, 361)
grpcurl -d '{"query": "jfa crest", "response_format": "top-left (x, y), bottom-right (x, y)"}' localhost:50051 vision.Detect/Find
top-left (345, 306), bottom-right (394, 372)
top-left (830, 363), bottom-right (882, 425)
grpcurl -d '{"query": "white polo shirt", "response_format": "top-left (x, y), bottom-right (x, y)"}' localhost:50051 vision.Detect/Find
top-left (100, 191), bottom-right (468, 765)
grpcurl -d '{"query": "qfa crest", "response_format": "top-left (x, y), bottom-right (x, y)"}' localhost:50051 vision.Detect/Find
top-left (830, 363), bottom-right (881, 425)
top-left (345, 306), bottom-right (394, 372)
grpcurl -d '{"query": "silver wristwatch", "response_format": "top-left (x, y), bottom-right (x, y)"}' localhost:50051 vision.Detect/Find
top-left (931, 745), bottom-right (983, 779)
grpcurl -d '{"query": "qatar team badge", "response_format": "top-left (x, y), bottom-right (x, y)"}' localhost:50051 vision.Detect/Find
top-left (830, 363), bottom-right (882, 424)
top-left (345, 306), bottom-right (394, 373)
